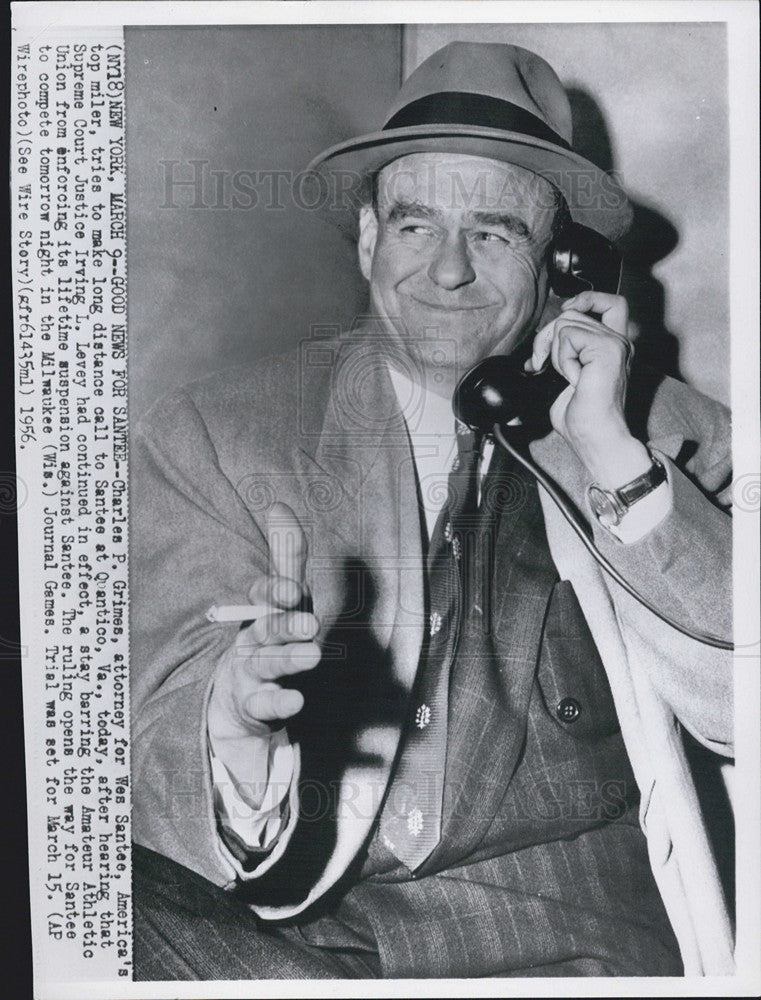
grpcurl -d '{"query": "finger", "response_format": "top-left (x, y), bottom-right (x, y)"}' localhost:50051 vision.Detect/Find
top-left (243, 685), bottom-right (304, 724)
top-left (267, 502), bottom-right (307, 589)
top-left (253, 642), bottom-right (322, 680)
top-left (236, 610), bottom-right (319, 651)
top-left (526, 320), bottom-right (556, 372)
top-left (559, 306), bottom-right (625, 333)
top-left (248, 574), bottom-right (302, 609)
top-left (551, 319), bottom-right (597, 384)
top-left (555, 330), bottom-right (584, 387)
top-left (533, 313), bottom-right (597, 374)
top-left (550, 324), bottom-right (565, 383)
top-left (553, 319), bottom-right (629, 386)
top-left (234, 611), bottom-right (282, 653)
top-left (556, 311), bottom-right (631, 350)
top-left (531, 311), bottom-right (598, 372)
top-left (562, 291), bottom-right (628, 336)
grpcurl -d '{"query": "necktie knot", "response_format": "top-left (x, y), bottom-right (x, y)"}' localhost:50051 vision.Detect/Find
top-left (454, 419), bottom-right (479, 458)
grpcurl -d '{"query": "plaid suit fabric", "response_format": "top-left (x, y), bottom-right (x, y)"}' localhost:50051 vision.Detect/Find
top-left (295, 445), bottom-right (681, 976)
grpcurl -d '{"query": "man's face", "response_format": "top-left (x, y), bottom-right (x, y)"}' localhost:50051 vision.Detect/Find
top-left (358, 152), bottom-right (558, 395)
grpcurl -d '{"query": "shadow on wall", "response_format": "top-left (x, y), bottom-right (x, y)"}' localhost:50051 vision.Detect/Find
top-left (568, 88), bottom-right (682, 380)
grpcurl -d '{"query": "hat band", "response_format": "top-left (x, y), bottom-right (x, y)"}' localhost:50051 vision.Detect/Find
top-left (383, 91), bottom-right (571, 151)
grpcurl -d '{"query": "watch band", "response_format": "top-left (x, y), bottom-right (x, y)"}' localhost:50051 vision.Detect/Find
top-left (588, 452), bottom-right (667, 527)
top-left (616, 453), bottom-right (667, 506)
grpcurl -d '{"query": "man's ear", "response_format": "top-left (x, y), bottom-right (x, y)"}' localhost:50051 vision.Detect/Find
top-left (357, 204), bottom-right (378, 282)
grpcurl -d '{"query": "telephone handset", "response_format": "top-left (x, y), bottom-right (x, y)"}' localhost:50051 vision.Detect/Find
top-left (454, 222), bottom-right (624, 435)
top-left (452, 225), bottom-right (732, 651)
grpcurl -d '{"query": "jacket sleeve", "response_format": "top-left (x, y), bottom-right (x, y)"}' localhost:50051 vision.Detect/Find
top-left (130, 388), bottom-right (300, 885)
top-left (586, 382), bottom-right (733, 754)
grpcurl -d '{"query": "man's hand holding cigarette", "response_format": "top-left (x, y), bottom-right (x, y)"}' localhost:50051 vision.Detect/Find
top-left (207, 502), bottom-right (321, 756)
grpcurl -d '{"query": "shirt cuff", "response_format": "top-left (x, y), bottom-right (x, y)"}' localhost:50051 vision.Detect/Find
top-left (209, 727), bottom-right (295, 859)
top-left (606, 477), bottom-right (672, 544)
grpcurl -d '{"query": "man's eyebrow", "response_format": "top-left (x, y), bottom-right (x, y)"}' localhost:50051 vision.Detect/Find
top-left (383, 201), bottom-right (532, 237)
top-left (469, 211), bottom-right (531, 237)
top-left (385, 200), bottom-right (440, 223)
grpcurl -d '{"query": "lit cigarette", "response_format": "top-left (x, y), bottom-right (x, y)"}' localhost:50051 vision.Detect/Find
top-left (206, 604), bottom-right (276, 623)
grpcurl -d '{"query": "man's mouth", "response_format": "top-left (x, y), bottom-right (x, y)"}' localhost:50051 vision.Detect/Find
top-left (404, 294), bottom-right (499, 313)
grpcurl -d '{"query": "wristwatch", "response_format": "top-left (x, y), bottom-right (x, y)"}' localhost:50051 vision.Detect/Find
top-left (588, 452), bottom-right (667, 528)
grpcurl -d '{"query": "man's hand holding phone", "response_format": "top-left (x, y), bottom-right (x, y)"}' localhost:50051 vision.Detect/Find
top-left (527, 290), bottom-right (651, 490)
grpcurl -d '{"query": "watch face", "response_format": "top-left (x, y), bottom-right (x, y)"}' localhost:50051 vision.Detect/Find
top-left (588, 486), bottom-right (620, 527)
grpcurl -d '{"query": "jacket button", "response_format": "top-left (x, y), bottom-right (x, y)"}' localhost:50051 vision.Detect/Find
top-left (556, 697), bottom-right (581, 723)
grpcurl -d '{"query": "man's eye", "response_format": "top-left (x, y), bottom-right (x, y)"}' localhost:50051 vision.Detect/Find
top-left (473, 231), bottom-right (509, 244)
top-left (400, 224), bottom-right (434, 236)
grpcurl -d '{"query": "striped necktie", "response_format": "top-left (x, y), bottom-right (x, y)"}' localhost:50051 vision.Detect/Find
top-left (380, 420), bottom-right (481, 870)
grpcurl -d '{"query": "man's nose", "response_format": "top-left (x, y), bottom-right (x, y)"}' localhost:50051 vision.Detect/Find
top-left (427, 234), bottom-right (476, 290)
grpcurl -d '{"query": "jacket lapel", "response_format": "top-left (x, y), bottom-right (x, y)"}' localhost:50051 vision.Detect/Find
top-left (296, 336), bottom-right (424, 693)
top-left (257, 339), bottom-right (424, 913)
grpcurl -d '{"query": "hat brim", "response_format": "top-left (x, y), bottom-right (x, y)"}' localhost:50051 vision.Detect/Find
top-left (306, 123), bottom-right (632, 242)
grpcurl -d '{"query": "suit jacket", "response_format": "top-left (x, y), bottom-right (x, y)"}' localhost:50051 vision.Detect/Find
top-left (131, 336), bottom-right (734, 974)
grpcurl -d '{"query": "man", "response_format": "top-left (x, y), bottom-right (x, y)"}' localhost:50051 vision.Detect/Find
top-left (131, 42), bottom-right (733, 978)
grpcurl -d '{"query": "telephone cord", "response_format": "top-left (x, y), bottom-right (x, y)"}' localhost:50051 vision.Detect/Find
top-left (493, 424), bottom-right (733, 651)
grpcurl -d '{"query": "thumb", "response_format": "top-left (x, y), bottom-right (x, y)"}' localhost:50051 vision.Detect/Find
top-left (267, 501), bottom-right (307, 588)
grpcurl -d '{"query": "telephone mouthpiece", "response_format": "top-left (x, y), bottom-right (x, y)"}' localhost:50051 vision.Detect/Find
top-left (452, 354), bottom-right (567, 434)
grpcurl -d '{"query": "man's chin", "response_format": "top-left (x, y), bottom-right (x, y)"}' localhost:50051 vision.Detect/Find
top-left (395, 310), bottom-right (528, 361)
top-left (396, 307), bottom-right (499, 344)
top-left (397, 295), bottom-right (501, 326)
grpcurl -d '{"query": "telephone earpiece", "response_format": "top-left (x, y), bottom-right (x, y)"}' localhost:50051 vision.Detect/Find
top-left (547, 221), bottom-right (623, 298)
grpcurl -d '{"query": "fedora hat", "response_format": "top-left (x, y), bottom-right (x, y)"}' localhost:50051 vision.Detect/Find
top-left (306, 41), bottom-right (632, 241)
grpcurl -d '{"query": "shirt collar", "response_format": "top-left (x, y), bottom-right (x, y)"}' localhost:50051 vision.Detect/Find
top-left (386, 360), bottom-right (454, 441)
